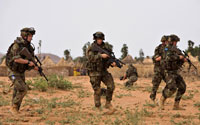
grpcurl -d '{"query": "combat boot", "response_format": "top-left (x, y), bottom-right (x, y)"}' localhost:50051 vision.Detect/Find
top-left (159, 96), bottom-right (166, 110)
top-left (104, 101), bottom-right (116, 115)
top-left (94, 95), bottom-right (101, 108)
top-left (150, 92), bottom-right (156, 101)
top-left (10, 104), bottom-right (19, 115)
top-left (173, 101), bottom-right (185, 110)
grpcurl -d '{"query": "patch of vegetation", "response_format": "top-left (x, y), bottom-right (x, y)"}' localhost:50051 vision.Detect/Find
top-left (26, 75), bottom-right (73, 92)
top-left (48, 75), bottom-right (72, 90)
top-left (172, 113), bottom-right (181, 118)
top-left (143, 86), bottom-right (152, 93)
top-left (124, 108), bottom-right (144, 124)
top-left (124, 85), bottom-right (143, 91)
top-left (143, 100), bottom-right (156, 108)
top-left (0, 81), bottom-right (4, 84)
top-left (182, 93), bottom-right (194, 100)
top-left (194, 101), bottom-right (200, 107)
top-left (45, 120), bottom-right (55, 125)
top-left (78, 89), bottom-right (92, 98)
top-left (33, 78), bottom-right (48, 92)
top-left (35, 108), bottom-right (45, 114)
top-left (58, 99), bottom-right (77, 108)
top-left (0, 96), bottom-right (9, 106)
top-left (115, 93), bottom-right (132, 98)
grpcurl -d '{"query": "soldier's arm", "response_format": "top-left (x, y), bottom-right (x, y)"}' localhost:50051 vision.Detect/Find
top-left (11, 43), bottom-right (35, 66)
top-left (153, 46), bottom-right (161, 62)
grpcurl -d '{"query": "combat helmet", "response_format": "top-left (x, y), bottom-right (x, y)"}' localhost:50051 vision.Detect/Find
top-left (161, 35), bottom-right (168, 42)
top-left (21, 27), bottom-right (36, 37)
top-left (169, 34), bottom-right (180, 42)
top-left (93, 31), bottom-right (105, 40)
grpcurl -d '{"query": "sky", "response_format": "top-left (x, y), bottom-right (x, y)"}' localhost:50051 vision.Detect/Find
top-left (0, 0), bottom-right (200, 58)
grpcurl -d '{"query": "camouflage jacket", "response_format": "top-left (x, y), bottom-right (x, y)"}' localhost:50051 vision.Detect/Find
top-left (152, 44), bottom-right (165, 72)
top-left (86, 41), bottom-right (112, 76)
top-left (6, 37), bottom-right (35, 76)
top-left (126, 65), bottom-right (138, 78)
top-left (161, 45), bottom-right (184, 71)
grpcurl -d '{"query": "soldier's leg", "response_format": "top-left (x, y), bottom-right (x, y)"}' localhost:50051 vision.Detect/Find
top-left (89, 76), bottom-right (102, 107)
top-left (11, 75), bottom-right (28, 111)
top-left (125, 75), bottom-right (137, 87)
top-left (102, 73), bottom-right (115, 108)
top-left (173, 75), bottom-right (186, 110)
top-left (160, 73), bottom-right (177, 109)
top-left (150, 72), bottom-right (162, 100)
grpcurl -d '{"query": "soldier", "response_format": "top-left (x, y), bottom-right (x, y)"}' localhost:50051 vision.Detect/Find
top-left (6, 27), bottom-right (39, 114)
top-left (121, 64), bottom-right (138, 87)
top-left (86, 31), bottom-right (116, 113)
top-left (150, 36), bottom-right (168, 101)
top-left (159, 34), bottom-right (187, 110)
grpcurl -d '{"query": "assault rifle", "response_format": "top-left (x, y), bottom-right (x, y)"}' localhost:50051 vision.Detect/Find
top-left (20, 47), bottom-right (48, 81)
top-left (91, 43), bottom-right (125, 68)
top-left (182, 51), bottom-right (198, 72)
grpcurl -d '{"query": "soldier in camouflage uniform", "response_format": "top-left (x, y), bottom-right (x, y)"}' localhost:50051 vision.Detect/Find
top-left (159, 34), bottom-right (187, 110)
top-left (150, 36), bottom-right (168, 101)
top-left (6, 28), bottom-right (39, 114)
top-left (86, 32), bottom-right (116, 112)
top-left (121, 64), bottom-right (138, 87)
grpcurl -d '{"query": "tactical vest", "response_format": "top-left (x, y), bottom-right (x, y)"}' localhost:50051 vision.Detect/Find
top-left (6, 38), bottom-right (34, 73)
top-left (86, 42), bottom-right (109, 72)
top-left (162, 46), bottom-right (184, 71)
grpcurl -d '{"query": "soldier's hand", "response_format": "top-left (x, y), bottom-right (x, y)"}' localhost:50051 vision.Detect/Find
top-left (28, 61), bottom-right (35, 67)
top-left (179, 55), bottom-right (184, 60)
top-left (101, 54), bottom-right (109, 58)
top-left (111, 62), bottom-right (117, 67)
top-left (155, 56), bottom-right (161, 61)
top-left (184, 58), bottom-right (187, 62)
top-left (34, 66), bottom-right (39, 71)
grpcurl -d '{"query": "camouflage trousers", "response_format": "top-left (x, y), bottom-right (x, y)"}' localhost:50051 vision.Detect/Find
top-left (89, 72), bottom-right (115, 107)
top-left (125, 75), bottom-right (138, 87)
top-left (150, 71), bottom-right (165, 100)
top-left (162, 71), bottom-right (186, 102)
top-left (9, 74), bottom-right (28, 110)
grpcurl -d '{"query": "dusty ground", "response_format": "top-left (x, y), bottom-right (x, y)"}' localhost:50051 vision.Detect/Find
top-left (0, 76), bottom-right (200, 125)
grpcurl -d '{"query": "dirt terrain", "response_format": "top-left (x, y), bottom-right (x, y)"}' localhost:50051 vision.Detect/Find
top-left (0, 76), bottom-right (200, 125)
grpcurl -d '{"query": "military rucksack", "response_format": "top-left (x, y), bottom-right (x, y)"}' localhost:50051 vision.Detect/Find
top-left (6, 41), bottom-right (24, 71)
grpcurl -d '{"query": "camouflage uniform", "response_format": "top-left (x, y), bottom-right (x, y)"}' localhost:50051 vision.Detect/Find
top-left (150, 44), bottom-right (166, 100)
top-left (124, 64), bottom-right (138, 87)
top-left (161, 44), bottom-right (186, 104)
top-left (86, 41), bottom-right (115, 107)
top-left (6, 29), bottom-right (35, 111)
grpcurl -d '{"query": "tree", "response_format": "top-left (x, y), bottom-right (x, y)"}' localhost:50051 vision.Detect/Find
top-left (120, 44), bottom-right (128, 60)
top-left (139, 49), bottom-right (144, 63)
top-left (64, 49), bottom-right (71, 60)
top-left (38, 40), bottom-right (42, 60)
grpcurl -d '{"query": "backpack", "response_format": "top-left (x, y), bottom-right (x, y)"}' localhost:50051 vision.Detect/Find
top-left (5, 41), bottom-right (24, 71)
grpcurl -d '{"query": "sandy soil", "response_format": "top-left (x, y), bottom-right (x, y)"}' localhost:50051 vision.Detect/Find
top-left (0, 76), bottom-right (200, 125)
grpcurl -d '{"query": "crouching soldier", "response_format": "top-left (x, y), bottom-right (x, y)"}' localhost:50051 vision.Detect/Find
top-left (121, 64), bottom-right (138, 87)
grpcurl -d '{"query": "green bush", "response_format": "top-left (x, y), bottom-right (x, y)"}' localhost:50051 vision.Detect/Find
top-left (32, 78), bottom-right (48, 92)
top-left (26, 75), bottom-right (72, 91)
top-left (48, 75), bottom-right (72, 90)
